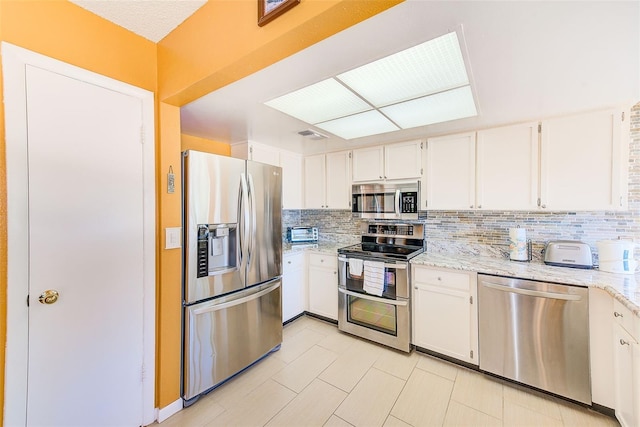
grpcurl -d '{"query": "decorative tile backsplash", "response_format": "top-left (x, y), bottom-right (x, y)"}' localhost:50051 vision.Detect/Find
top-left (284, 103), bottom-right (640, 262)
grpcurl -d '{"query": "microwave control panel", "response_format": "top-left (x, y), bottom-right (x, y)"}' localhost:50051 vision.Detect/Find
top-left (400, 192), bottom-right (418, 213)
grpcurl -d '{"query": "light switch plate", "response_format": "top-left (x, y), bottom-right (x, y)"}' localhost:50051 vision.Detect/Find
top-left (165, 227), bottom-right (182, 249)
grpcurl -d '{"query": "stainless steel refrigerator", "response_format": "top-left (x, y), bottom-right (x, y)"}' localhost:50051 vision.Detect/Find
top-left (182, 150), bottom-right (283, 403)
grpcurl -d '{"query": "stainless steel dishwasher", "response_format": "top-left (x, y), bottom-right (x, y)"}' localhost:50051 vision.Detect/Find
top-left (478, 274), bottom-right (591, 404)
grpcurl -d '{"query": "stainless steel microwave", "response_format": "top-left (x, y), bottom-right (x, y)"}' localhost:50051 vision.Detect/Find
top-left (352, 182), bottom-right (420, 220)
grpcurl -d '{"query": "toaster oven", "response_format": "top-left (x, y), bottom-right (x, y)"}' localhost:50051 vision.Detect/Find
top-left (287, 226), bottom-right (318, 243)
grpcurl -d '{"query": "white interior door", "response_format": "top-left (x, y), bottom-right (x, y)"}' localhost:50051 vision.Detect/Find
top-left (4, 42), bottom-right (156, 427)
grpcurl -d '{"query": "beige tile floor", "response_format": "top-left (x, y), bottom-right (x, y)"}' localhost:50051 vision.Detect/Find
top-left (161, 315), bottom-right (619, 427)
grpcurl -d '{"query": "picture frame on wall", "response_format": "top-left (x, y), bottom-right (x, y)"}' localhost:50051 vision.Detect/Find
top-left (258, 0), bottom-right (300, 26)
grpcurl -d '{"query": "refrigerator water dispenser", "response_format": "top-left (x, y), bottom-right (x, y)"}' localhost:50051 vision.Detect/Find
top-left (196, 224), bottom-right (237, 277)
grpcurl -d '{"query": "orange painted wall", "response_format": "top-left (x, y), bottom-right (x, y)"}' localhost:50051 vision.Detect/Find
top-left (182, 135), bottom-right (231, 155)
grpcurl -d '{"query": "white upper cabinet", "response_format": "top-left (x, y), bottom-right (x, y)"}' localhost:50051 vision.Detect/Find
top-left (325, 151), bottom-right (352, 209)
top-left (352, 146), bottom-right (384, 182)
top-left (232, 141), bottom-right (304, 209)
top-left (249, 143), bottom-right (280, 166)
top-left (304, 150), bottom-right (351, 209)
top-left (385, 140), bottom-right (423, 180)
top-left (304, 154), bottom-right (326, 209)
top-left (352, 140), bottom-right (423, 182)
top-left (426, 133), bottom-right (476, 210)
top-left (476, 122), bottom-right (539, 210)
top-left (231, 141), bottom-right (280, 166)
top-left (540, 108), bottom-right (628, 211)
top-left (280, 151), bottom-right (303, 209)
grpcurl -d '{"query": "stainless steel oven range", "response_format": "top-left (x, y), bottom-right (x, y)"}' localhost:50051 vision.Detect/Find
top-left (337, 223), bottom-right (424, 352)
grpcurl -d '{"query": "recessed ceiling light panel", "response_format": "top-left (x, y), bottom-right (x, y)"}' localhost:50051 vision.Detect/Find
top-left (315, 110), bottom-right (400, 140)
top-left (264, 78), bottom-right (371, 124)
top-left (381, 86), bottom-right (477, 129)
top-left (337, 32), bottom-right (469, 107)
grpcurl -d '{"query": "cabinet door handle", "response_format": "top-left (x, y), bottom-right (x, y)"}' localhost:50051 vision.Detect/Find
top-left (614, 311), bottom-right (624, 318)
top-left (287, 261), bottom-right (292, 264)
top-left (470, 205), bottom-right (474, 209)
top-left (620, 339), bottom-right (630, 346)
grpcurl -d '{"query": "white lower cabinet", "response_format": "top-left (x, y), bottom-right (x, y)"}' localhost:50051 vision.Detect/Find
top-left (307, 252), bottom-right (338, 321)
top-left (412, 265), bottom-right (478, 365)
top-left (282, 252), bottom-right (306, 323)
top-left (613, 299), bottom-right (640, 427)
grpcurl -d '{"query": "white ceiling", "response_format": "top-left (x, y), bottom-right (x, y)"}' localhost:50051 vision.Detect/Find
top-left (70, 0), bottom-right (206, 42)
top-left (180, 0), bottom-right (640, 155)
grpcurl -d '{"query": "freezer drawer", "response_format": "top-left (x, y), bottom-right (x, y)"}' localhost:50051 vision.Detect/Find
top-left (478, 274), bottom-right (591, 404)
top-left (183, 280), bottom-right (282, 401)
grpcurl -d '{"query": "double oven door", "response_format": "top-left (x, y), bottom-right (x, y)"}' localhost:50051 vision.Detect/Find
top-left (337, 256), bottom-right (411, 352)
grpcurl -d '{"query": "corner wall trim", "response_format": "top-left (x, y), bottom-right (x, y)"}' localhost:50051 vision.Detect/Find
top-left (157, 399), bottom-right (183, 423)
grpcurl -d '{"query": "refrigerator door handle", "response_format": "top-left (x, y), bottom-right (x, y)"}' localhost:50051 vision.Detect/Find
top-left (191, 281), bottom-right (280, 315)
top-left (247, 173), bottom-right (257, 270)
top-left (239, 173), bottom-right (249, 272)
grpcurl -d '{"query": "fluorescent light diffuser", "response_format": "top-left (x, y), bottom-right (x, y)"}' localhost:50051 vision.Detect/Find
top-left (264, 78), bottom-right (371, 124)
top-left (337, 32), bottom-right (469, 107)
top-left (262, 30), bottom-right (477, 140)
top-left (381, 86), bottom-right (477, 129)
top-left (315, 110), bottom-right (400, 140)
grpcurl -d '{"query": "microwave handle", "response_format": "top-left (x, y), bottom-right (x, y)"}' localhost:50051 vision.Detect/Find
top-left (395, 189), bottom-right (401, 216)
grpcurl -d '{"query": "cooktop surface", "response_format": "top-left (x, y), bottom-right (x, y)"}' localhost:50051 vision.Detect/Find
top-left (338, 243), bottom-right (424, 260)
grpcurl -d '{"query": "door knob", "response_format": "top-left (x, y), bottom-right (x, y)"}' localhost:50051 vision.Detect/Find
top-left (38, 290), bottom-right (59, 305)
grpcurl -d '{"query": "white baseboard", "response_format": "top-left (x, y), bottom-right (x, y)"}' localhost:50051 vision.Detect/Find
top-left (156, 399), bottom-right (183, 423)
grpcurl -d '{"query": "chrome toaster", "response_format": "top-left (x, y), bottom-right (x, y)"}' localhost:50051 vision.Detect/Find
top-left (543, 240), bottom-right (593, 269)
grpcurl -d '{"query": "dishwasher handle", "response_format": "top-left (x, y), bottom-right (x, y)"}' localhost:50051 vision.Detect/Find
top-left (481, 281), bottom-right (583, 301)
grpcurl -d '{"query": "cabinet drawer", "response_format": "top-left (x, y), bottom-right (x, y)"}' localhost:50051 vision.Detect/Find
top-left (283, 252), bottom-right (304, 273)
top-left (413, 266), bottom-right (472, 292)
top-left (614, 299), bottom-right (639, 341)
top-left (308, 252), bottom-right (337, 269)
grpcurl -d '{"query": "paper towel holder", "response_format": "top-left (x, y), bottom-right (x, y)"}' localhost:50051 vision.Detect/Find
top-left (509, 239), bottom-right (533, 262)
top-left (509, 225), bottom-right (533, 262)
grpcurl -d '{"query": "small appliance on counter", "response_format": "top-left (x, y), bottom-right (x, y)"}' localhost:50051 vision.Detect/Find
top-left (543, 240), bottom-right (593, 269)
top-left (287, 226), bottom-right (318, 243)
top-left (597, 239), bottom-right (638, 274)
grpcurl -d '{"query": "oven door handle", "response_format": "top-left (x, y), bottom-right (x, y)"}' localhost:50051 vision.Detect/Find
top-left (338, 256), bottom-right (407, 270)
top-left (338, 287), bottom-right (408, 306)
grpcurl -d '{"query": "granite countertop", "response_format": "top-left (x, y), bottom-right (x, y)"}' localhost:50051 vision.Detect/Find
top-left (283, 241), bottom-right (351, 255)
top-left (411, 252), bottom-right (640, 317)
